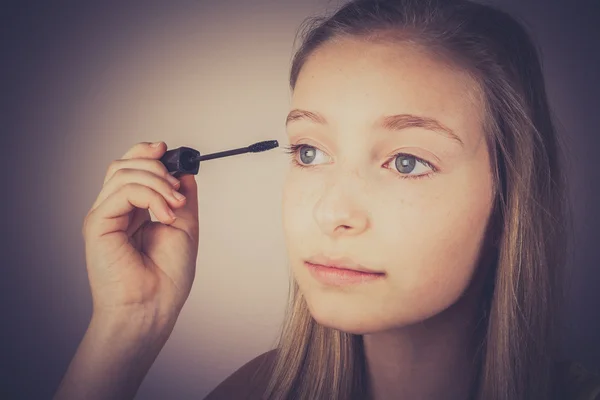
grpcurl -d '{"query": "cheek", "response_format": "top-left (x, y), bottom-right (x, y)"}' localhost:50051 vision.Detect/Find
top-left (280, 160), bottom-right (493, 331)
top-left (281, 173), bottom-right (317, 247)
top-left (376, 175), bottom-right (493, 318)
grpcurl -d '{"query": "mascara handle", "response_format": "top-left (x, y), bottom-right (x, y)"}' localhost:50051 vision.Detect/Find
top-left (159, 146), bottom-right (201, 177)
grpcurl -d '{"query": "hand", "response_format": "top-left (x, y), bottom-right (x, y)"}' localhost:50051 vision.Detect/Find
top-left (81, 141), bottom-right (199, 329)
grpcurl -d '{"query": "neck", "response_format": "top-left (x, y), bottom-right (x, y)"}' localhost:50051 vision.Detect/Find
top-left (361, 240), bottom-right (496, 400)
top-left (362, 256), bottom-right (493, 400)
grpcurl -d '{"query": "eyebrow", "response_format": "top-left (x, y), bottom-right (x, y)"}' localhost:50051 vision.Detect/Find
top-left (285, 109), bottom-right (464, 146)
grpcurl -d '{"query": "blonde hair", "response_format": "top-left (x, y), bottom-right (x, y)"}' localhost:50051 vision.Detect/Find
top-left (264, 1), bottom-right (571, 399)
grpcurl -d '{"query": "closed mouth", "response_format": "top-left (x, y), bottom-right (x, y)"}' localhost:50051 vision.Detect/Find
top-left (304, 261), bottom-right (385, 275)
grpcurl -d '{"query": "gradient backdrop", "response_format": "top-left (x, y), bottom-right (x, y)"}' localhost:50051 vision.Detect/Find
top-left (2, 0), bottom-right (599, 399)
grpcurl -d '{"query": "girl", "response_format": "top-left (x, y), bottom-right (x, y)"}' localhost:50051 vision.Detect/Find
top-left (54, 0), bottom-right (600, 399)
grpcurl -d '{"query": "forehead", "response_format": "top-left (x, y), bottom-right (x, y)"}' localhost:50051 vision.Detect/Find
top-left (291, 37), bottom-right (485, 142)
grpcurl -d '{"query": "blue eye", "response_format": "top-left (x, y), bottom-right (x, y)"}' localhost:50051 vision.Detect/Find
top-left (391, 154), bottom-right (434, 178)
top-left (396, 154), bottom-right (416, 173)
top-left (283, 144), bottom-right (330, 167)
top-left (283, 144), bottom-right (437, 180)
top-left (298, 146), bottom-right (317, 164)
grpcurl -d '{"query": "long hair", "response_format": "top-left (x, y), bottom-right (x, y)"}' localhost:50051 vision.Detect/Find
top-left (264, 1), bottom-right (571, 399)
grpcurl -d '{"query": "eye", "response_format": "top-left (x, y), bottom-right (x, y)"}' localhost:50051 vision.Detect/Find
top-left (284, 144), bottom-right (437, 180)
top-left (284, 144), bottom-right (331, 167)
top-left (385, 153), bottom-right (436, 180)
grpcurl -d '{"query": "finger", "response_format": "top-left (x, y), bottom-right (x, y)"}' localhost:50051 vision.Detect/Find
top-left (121, 141), bottom-right (166, 161)
top-left (104, 143), bottom-right (168, 185)
top-left (84, 183), bottom-right (176, 240)
top-left (92, 167), bottom-right (182, 213)
top-left (125, 207), bottom-right (151, 238)
top-left (168, 174), bottom-right (199, 241)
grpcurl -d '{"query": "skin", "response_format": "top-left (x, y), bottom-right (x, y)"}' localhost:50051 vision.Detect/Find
top-left (282, 37), bottom-right (495, 399)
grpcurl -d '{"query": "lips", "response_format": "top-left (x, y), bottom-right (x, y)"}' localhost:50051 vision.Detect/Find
top-left (305, 255), bottom-right (384, 274)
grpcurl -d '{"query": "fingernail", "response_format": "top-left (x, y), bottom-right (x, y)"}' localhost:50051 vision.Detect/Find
top-left (172, 190), bottom-right (186, 201)
top-left (151, 141), bottom-right (162, 147)
top-left (166, 174), bottom-right (180, 187)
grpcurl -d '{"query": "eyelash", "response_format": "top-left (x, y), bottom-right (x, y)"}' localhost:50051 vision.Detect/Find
top-left (282, 144), bottom-right (437, 180)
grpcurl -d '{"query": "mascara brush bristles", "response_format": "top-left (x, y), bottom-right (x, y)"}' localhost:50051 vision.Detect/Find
top-left (190, 140), bottom-right (279, 163)
top-left (248, 140), bottom-right (279, 153)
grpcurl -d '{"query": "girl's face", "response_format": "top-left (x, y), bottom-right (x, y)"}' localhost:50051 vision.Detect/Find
top-left (282, 37), bottom-right (494, 334)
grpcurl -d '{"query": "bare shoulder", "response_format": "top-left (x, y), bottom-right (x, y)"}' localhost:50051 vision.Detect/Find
top-left (203, 349), bottom-right (278, 400)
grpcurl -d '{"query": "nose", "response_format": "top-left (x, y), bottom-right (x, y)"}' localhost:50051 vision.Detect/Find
top-left (312, 175), bottom-right (369, 238)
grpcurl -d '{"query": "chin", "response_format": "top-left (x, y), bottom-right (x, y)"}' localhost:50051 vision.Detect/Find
top-left (303, 294), bottom-right (396, 335)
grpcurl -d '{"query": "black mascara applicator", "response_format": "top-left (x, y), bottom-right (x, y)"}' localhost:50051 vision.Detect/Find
top-left (160, 140), bottom-right (279, 177)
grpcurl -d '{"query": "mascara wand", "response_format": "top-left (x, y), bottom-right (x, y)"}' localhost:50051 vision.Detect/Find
top-left (160, 140), bottom-right (279, 177)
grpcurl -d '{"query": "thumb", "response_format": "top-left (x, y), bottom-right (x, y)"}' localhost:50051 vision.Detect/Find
top-left (170, 173), bottom-right (199, 240)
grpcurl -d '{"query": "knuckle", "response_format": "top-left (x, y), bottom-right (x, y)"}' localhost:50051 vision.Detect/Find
top-left (132, 142), bottom-right (148, 152)
top-left (137, 141), bottom-right (154, 152)
top-left (120, 181), bottom-right (137, 192)
top-left (105, 159), bottom-right (120, 177)
top-left (153, 187), bottom-right (166, 202)
top-left (113, 167), bottom-right (128, 179)
top-left (143, 169), bottom-right (170, 192)
top-left (159, 174), bottom-right (174, 189)
top-left (149, 159), bottom-right (168, 176)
